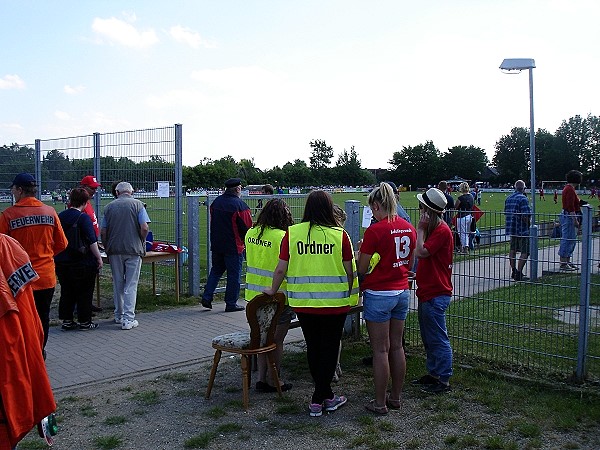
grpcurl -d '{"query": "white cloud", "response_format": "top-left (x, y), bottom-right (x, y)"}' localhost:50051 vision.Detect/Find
top-left (169, 25), bottom-right (216, 49)
top-left (0, 123), bottom-right (24, 130)
top-left (54, 110), bottom-right (72, 121)
top-left (64, 84), bottom-right (85, 95)
top-left (92, 17), bottom-right (158, 48)
top-left (0, 74), bottom-right (25, 90)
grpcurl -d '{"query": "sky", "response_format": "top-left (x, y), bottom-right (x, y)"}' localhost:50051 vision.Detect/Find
top-left (1, 0), bottom-right (599, 171)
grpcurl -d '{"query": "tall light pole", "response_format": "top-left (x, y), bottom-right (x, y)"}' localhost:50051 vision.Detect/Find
top-left (499, 58), bottom-right (537, 280)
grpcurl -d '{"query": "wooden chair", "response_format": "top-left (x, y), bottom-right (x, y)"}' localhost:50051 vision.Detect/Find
top-left (205, 292), bottom-right (286, 409)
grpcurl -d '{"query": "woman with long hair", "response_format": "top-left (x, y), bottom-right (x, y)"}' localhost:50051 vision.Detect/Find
top-left (356, 183), bottom-right (416, 414)
top-left (264, 190), bottom-right (359, 417)
top-left (454, 182), bottom-right (473, 254)
top-left (558, 170), bottom-right (582, 271)
top-left (245, 198), bottom-right (294, 393)
top-left (413, 188), bottom-right (454, 394)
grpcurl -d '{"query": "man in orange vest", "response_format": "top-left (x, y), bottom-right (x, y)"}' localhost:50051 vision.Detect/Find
top-left (0, 234), bottom-right (56, 449)
top-left (0, 173), bottom-right (68, 358)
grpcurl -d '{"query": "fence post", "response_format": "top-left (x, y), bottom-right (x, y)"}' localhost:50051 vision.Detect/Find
top-left (93, 133), bottom-right (101, 220)
top-left (174, 124), bottom-right (183, 294)
top-left (34, 140), bottom-right (41, 200)
top-left (575, 204), bottom-right (593, 382)
top-left (529, 224), bottom-right (538, 281)
top-left (345, 200), bottom-right (361, 248)
top-left (187, 195), bottom-right (200, 296)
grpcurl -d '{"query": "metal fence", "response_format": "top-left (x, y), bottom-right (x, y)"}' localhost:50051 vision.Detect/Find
top-left (0, 125), bottom-right (184, 295)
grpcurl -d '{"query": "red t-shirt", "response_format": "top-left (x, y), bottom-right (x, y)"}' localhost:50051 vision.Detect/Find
top-left (360, 217), bottom-right (416, 291)
top-left (415, 222), bottom-right (453, 302)
top-left (561, 184), bottom-right (580, 213)
top-left (279, 227), bottom-right (353, 315)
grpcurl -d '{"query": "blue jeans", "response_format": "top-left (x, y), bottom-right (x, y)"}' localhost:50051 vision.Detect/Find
top-left (558, 212), bottom-right (577, 258)
top-left (363, 290), bottom-right (409, 322)
top-left (418, 295), bottom-right (453, 383)
top-left (202, 252), bottom-right (243, 308)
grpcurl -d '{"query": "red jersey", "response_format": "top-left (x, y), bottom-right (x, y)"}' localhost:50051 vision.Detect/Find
top-left (360, 216), bottom-right (416, 291)
top-left (561, 184), bottom-right (580, 213)
top-left (0, 197), bottom-right (68, 290)
top-left (416, 222), bottom-right (453, 302)
top-left (83, 201), bottom-right (99, 237)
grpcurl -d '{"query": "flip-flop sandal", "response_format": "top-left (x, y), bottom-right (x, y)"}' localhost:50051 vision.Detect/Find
top-left (365, 400), bottom-right (388, 415)
top-left (386, 394), bottom-right (401, 409)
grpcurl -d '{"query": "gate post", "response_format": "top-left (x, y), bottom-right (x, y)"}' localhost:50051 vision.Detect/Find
top-left (575, 204), bottom-right (593, 382)
top-left (187, 195), bottom-right (200, 296)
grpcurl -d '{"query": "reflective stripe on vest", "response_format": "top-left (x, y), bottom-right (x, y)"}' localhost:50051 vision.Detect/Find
top-left (244, 226), bottom-right (286, 301)
top-left (286, 222), bottom-right (359, 308)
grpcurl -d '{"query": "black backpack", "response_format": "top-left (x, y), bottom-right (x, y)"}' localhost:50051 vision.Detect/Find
top-left (64, 212), bottom-right (89, 256)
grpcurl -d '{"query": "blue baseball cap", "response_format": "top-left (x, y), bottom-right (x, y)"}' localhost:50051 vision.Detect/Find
top-left (10, 172), bottom-right (37, 188)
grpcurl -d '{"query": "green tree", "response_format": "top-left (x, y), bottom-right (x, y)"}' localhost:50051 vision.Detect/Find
top-left (332, 146), bottom-right (375, 186)
top-left (309, 139), bottom-right (333, 170)
top-left (439, 145), bottom-right (488, 181)
top-left (282, 159), bottom-right (313, 186)
top-left (492, 127), bottom-right (530, 184)
top-left (238, 158), bottom-right (263, 185)
top-left (388, 141), bottom-right (441, 189)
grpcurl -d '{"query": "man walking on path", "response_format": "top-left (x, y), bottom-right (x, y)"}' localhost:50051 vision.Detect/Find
top-left (201, 178), bottom-right (253, 312)
top-left (0, 173), bottom-right (68, 357)
top-left (504, 180), bottom-right (531, 281)
top-left (101, 182), bottom-right (151, 330)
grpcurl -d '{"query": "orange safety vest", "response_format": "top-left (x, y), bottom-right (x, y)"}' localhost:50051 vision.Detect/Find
top-left (0, 196), bottom-right (68, 290)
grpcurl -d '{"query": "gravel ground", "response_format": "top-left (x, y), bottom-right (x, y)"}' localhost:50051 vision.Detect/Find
top-left (18, 341), bottom-right (600, 450)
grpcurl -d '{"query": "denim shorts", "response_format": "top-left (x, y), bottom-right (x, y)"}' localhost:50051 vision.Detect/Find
top-left (362, 290), bottom-right (409, 323)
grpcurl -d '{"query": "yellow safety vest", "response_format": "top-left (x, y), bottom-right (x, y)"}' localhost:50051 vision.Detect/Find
top-left (244, 226), bottom-right (286, 301)
top-left (286, 222), bottom-right (359, 308)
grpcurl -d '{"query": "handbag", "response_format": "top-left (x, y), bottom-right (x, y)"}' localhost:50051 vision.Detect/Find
top-left (65, 212), bottom-right (89, 255)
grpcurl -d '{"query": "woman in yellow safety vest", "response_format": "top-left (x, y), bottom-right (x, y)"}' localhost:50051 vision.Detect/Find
top-left (245, 198), bottom-right (294, 393)
top-left (264, 190), bottom-right (359, 417)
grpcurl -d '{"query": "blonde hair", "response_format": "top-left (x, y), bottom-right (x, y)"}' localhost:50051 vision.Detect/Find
top-left (459, 182), bottom-right (470, 193)
top-left (368, 182), bottom-right (397, 223)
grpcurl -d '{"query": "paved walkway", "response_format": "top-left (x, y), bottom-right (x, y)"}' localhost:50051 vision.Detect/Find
top-left (46, 240), bottom-right (598, 393)
top-left (46, 305), bottom-right (305, 393)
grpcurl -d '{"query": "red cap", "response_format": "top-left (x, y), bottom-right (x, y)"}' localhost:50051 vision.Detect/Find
top-left (81, 175), bottom-right (101, 188)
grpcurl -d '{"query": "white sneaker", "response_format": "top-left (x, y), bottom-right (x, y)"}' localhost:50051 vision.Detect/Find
top-left (121, 319), bottom-right (139, 330)
top-left (114, 317), bottom-right (122, 324)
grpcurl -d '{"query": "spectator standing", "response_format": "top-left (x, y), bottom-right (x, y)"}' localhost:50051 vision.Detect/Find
top-left (437, 181), bottom-right (455, 227)
top-left (0, 234), bottom-right (56, 449)
top-left (55, 188), bottom-right (104, 330)
top-left (101, 181), bottom-right (151, 329)
top-left (558, 170), bottom-right (582, 271)
top-left (201, 178), bottom-right (253, 312)
top-left (77, 175), bottom-right (103, 313)
top-left (245, 198), bottom-right (294, 393)
top-left (0, 173), bottom-right (68, 357)
top-left (356, 183), bottom-right (416, 414)
top-left (264, 190), bottom-right (359, 417)
top-left (454, 182), bottom-right (474, 254)
top-left (413, 188), bottom-right (453, 394)
top-left (504, 180), bottom-right (531, 281)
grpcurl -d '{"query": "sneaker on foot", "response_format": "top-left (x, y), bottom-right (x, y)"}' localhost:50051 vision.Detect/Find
top-left (560, 264), bottom-right (577, 271)
top-left (513, 271), bottom-right (529, 282)
top-left (411, 374), bottom-right (439, 385)
top-left (79, 321), bottom-right (99, 330)
top-left (121, 319), bottom-right (139, 330)
top-left (61, 320), bottom-right (79, 331)
top-left (309, 403), bottom-right (323, 417)
top-left (421, 380), bottom-right (451, 394)
top-left (114, 317), bottom-right (122, 324)
top-left (324, 394), bottom-right (347, 412)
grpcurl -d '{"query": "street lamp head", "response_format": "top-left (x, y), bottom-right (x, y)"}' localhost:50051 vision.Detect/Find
top-left (499, 58), bottom-right (535, 72)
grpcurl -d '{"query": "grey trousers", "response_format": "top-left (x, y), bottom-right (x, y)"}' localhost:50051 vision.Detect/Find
top-left (108, 254), bottom-right (142, 322)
